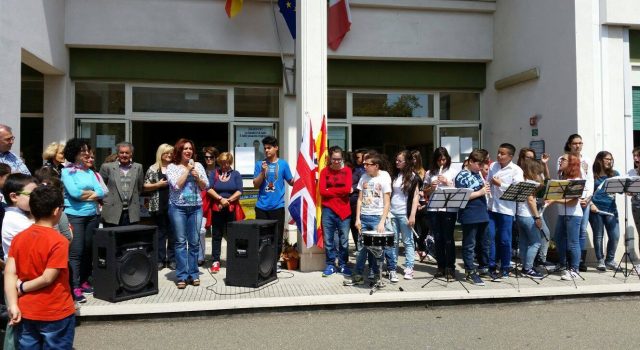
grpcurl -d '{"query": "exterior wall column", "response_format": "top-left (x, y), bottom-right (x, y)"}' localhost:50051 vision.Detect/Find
top-left (295, 0), bottom-right (328, 271)
top-left (0, 38), bottom-right (23, 150)
top-left (43, 74), bottom-right (72, 145)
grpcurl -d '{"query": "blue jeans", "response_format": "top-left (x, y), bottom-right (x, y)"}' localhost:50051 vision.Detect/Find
top-left (579, 205), bottom-right (590, 251)
top-left (355, 215), bottom-right (395, 275)
top-left (488, 211), bottom-right (514, 271)
top-left (555, 215), bottom-right (582, 270)
top-left (462, 222), bottom-right (488, 272)
top-left (67, 214), bottom-right (100, 289)
top-left (589, 213), bottom-right (620, 264)
top-left (517, 216), bottom-right (542, 270)
top-left (390, 215), bottom-right (415, 269)
top-left (169, 204), bottom-right (202, 281)
top-left (322, 207), bottom-right (350, 267)
top-left (16, 315), bottom-right (75, 350)
top-left (428, 212), bottom-right (457, 270)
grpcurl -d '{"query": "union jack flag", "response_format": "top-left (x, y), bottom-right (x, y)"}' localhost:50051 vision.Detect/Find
top-left (288, 115), bottom-right (319, 248)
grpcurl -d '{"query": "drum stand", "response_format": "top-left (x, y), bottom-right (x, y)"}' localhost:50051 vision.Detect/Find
top-left (366, 246), bottom-right (386, 295)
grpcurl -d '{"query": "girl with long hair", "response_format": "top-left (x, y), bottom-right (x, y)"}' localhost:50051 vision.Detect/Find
top-left (589, 151), bottom-right (620, 271)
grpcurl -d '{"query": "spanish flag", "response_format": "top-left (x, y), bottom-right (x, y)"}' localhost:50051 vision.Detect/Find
top-left (314, 115), bottom-right (328, 249)
top-left (225, 0), bottom-right (243, 18)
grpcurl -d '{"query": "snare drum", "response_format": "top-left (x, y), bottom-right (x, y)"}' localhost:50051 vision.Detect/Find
top-left (362, 231), bottom-right (395, 248)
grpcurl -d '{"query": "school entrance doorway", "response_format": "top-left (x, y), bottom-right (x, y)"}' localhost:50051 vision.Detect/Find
top-left (351, 125), bottom-right (435, 167)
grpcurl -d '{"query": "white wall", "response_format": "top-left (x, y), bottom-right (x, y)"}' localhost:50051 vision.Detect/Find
top-left (483, 0), bottom-right (578, 158)
top-left (600, 0), bottom-right (640, 28)
top-left (65, 0), bottom-right (493, 61)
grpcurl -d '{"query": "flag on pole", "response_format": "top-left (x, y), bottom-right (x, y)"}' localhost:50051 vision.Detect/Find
top-left (328, 0), bottom-right (352, 51)
top-left (288, 115), bottom-right (319, 248)
top-left (278, 0), bottom-right (296, 39)
top-left (314, 115), bottom-right (328, 249)
top-left (225, 0), bottom-right (244, 18)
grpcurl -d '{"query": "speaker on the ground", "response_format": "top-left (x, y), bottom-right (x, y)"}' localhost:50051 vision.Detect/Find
top-left (226, 219), bottom-right (278, 288)
top-left (93, 225), bottom-right (158, 302)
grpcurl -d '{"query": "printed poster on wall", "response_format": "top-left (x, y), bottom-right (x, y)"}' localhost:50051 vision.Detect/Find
top-left (234, 125), bottom-right (274, 176)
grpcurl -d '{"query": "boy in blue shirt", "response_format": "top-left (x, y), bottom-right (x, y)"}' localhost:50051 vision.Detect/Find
top-left (253, 136), bottom-right (294, 263)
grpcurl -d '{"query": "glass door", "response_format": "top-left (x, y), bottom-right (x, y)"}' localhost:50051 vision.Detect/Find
top-left (437, 124), bottom-right (481, 163)
top-left (76, 119), bottom-right (129, 170)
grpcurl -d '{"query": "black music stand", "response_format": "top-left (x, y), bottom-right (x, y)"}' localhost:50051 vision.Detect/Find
top-left (544, 179), bottom-right (586, 289)
top-left (499, 181), bottom-right (540, 291)
top-left (421, 187), bottom-right (471, 293)
top-left (601, 177), bottom-right (640, 281)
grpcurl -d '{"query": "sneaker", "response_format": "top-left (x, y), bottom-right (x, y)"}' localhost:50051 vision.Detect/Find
top-left (634, 264), bottom-right (640, 274)
top-left (434, 268), bottom-right (445, 277)
top-left (343, 274), bottom-right (364, 286)
top-left (424, 254), bottom-right (437, 265)
top-left (80, 281), bottom-right (94, 295)
top-left (389, 270), bottom-right (399, 283)
top-left (596, 260), bottom-right (606, 271)
top-left (489, 271), bottom-right (502, 282)
top-left (210, 261), bottom-right (220, 274)
top-left (403, 268), bottom-right (414, 280)
top-left (339, 266), bottom-right (352, 277)
top-left (466, 272), bottom-right (485, 286)
top-left (73, 288), bottom-right (87, 304)
top-left (368, 270), bottom-right (375, 280)
top-left (168, 261), bottom-right (177, 271)
top-left (523, 268), bottom-right (543, 280)
top-left (561, 268), bottom-right (580, 281)
top-left (157, 262), bottom-right (165, 270)
top-left (501, 270), bottom-right (510, 279)
top-left (477, 267), bottom-right (489, 276)
top-left (322, 265), bottom-right (336, 277)
top-left (537, 261), bottom-right (556, 273)
top-left (606, 263), bottom-right (622, 272)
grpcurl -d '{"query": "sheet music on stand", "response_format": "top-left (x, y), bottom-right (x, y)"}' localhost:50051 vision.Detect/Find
top-left (500, 181), bottom-right (539, 203)
top-left (544, 179), bottom-right (586, 200)
top-left (427, 187), bottom-right (472, 210)
top-left (602, 176), bottom-right (640, 195)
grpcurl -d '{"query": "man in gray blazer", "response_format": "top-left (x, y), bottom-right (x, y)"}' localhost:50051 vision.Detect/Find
top-left (99, 142), bottom-right (144, 226)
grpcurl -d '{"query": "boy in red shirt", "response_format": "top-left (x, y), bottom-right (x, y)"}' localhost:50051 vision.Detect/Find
top-left (319, 146), bottom-right (352, 277)
top-left (4, 184), bottom-right (75, 349)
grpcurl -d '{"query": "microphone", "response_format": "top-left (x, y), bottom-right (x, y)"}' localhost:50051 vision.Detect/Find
top-left (189, 159), bottom-right (194, 167)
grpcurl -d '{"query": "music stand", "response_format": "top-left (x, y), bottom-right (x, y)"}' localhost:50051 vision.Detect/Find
top-left (601, 176), bottom-right (640, 281)
top-left (544, 179), bottom-right (586, 288)
top-left (499, 181), bottom-right (540, 291)
top-left (421, 187), bottom-right (471, 293)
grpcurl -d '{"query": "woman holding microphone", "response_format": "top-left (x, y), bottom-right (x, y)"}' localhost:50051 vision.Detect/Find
top-left (167, 138), bottom-right (209, 289)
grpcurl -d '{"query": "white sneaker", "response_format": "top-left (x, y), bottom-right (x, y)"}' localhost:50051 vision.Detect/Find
top-left (561, 269), bottom-right (579, 281)
top-left (634, 264), bottom-right (640, 274)
top-left (389, 270), bottom-right (399, 283)
top-left (404, 268), bottom-right (414, 280)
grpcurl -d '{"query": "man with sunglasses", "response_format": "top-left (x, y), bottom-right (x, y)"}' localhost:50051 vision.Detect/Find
top-left (0, 124), bottom-right (30, 175)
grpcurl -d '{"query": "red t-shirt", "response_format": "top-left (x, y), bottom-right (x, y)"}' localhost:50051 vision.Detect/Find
top-left (9, 224), bottom-right (75, 321)
top-left (319, 166), bottom-right (352, 220)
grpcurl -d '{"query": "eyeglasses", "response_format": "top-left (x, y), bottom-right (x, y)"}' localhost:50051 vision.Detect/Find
top-left (363, 162), bottom-right (375, 167)
top-left (2, 136), bottom-right (15, 142)
top-left (395, 159), bottom-right (405, 163)
top-left (16, 191), bottom-right (31, 197)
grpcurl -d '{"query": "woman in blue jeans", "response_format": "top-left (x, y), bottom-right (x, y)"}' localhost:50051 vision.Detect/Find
top-left (390, 150), bottom-right (420, 280)
top-left (60, 138), bottom-right (104, 303)
top-left (589, 151), bottom-right (620, 271)
top-left (166, 138), bottom-right (209, 289)
top-left (516, 158), bottom-right (545, 279)
top-left (549, 154), bottom-right (584, 280)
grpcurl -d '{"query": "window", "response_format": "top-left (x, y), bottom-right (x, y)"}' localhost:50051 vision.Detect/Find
top-left (328, 90), bottom-right (346, 119)
top-left (328, 126), bottom-right (347, 149)
top-left (75, 82), bottom-right (125, 114)
top-left (234, 87), bottom-right (279, 118)
top-left (132, 87), bottom-right (227, 114)
top-left (439, 92), bottom-right (480, 120)
top-left (353, 93), bottom-right (433, 118)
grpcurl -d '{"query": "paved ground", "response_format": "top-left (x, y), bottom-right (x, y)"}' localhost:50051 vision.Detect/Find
top-left (74, 297), bottom-right (640, 349)
top-left (78, 237), bottom-right (640, 318)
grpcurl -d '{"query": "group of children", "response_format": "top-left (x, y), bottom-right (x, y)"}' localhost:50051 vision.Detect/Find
top-left (0, 167), bottom-right (75, 349)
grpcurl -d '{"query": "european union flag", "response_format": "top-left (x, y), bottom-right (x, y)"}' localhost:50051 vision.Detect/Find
top-left (278, 0), bottom-right (296, 39)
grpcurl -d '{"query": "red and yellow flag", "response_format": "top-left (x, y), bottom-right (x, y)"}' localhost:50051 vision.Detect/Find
top-left (314, 115), bottom-right (328, 249)
top-left (225, 0), bottom-right (243, 18)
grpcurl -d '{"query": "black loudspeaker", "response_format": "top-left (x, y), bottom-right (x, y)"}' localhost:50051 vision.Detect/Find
top-left (93, 225), bottom-right (158, 302)
top-left (226, 219), bottom-right (278, 288)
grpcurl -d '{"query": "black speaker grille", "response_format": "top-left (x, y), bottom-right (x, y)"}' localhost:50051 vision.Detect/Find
top-left (258, 238), bottom-right (275, 278)
top-left (117, 246), bottom-right (153, 292)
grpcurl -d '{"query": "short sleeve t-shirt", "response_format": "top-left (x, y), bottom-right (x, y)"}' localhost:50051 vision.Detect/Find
top-left (9, 224), bottom-right (75, 321)
top-left (254, 159), bottom-right (293, 211)
top-left (357, 171), bottom-right (392, 216)
top-left (390, 175), bottom-right (408, 216)
top-left (455, 169), bottom-right (489, 224)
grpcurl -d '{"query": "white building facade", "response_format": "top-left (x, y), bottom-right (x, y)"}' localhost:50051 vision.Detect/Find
top-left (2, 0), bottom-right (640, 258)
